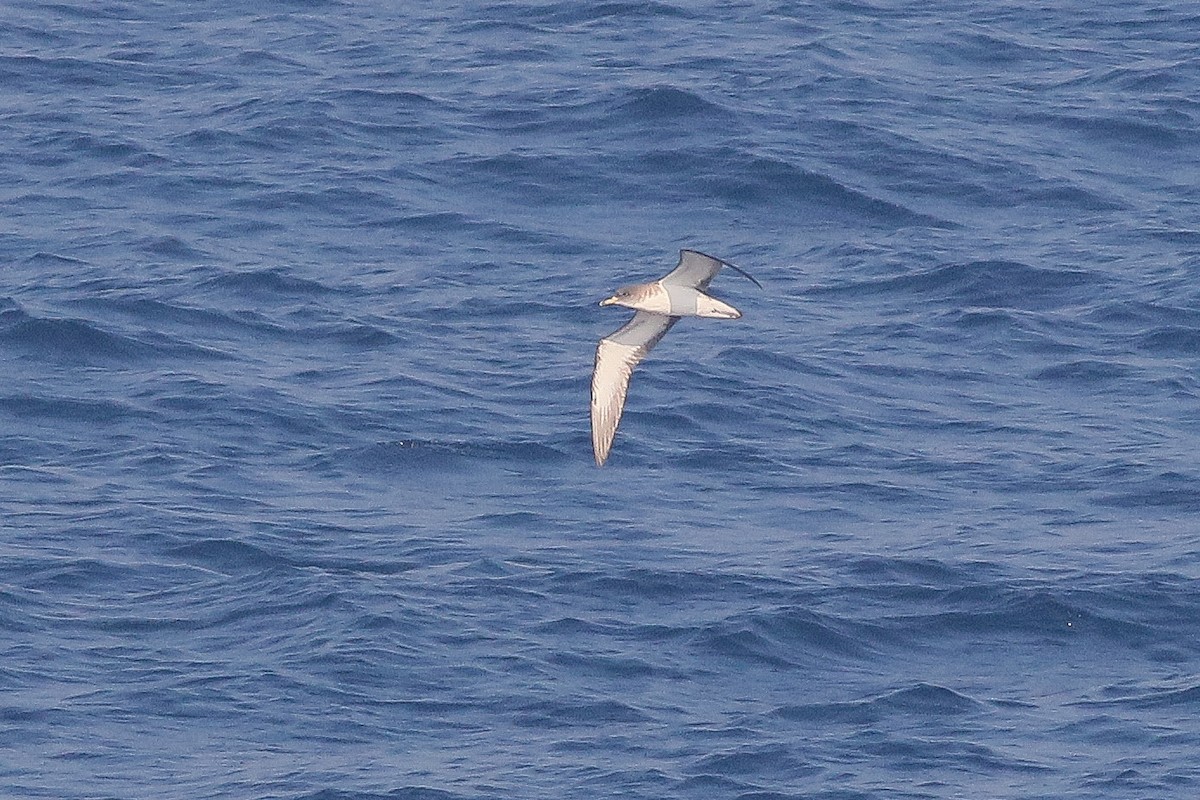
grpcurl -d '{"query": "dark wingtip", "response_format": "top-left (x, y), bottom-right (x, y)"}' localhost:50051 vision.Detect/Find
top-left (680, 248), bottom-right (763, 289)
top-left (726, 260), bottom-right (763, 289)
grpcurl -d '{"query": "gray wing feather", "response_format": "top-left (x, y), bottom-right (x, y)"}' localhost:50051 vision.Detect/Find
top-left (662, 249), bottom-right (762, 291)
top-left (591, 312), bottom-right (678, 466)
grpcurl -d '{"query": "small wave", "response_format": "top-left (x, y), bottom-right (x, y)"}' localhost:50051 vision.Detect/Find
top-left (845, 554), bottom-right (978, 586)
top-left (690, 743), bottom-right (808, 778)
top-left (320, 322), bottom-right (396, 348)
top-left (199, 267), bottom-right (333, 298)
top-left (680, 149), bottom-right (944, 226)
top-left (950, 307), bottom-right (1022, 330)
top-left (1032, 359), bottom-right (1131, 385)
top-left (1024, 182), bottom-right (1125, 211)
top-left (228, 185), bottom-right (392, 216)
top-left (231, 49), bottom-right (311, 73)
top-left (549, 650), bottom-right (656, 679)
top-left (25, 558), bottom-right (135, 591)
top-left (696, 606), bottom-right (875, 668)
top-left (325, 87), bottom-right (440, 109)
top-left (816, 258), bottom-right (1098, 310)
top-left (167, 539), bottom-right (289, 573)
top-left (886, 582), bottom-right (1159, 648)
top-left (1087, 299), bottom-right (1200, 339)
top-left (1135, 326), bottom-right (1200, 357)
top-left (438, 151), bottom-right (605, 206)
top-left (616, 85), bottom-right (732, 123)
top-left (1034, 111), bottom-right (1191, 149)
top-left (714, 346), bottom-right (835, 377)
top-left (137, 235), bottom-right (209, 261)
top-left (296, 789), bottom-right (467, 800)
top-left (0, 394), bottom-right (145, 424)
top-left (342, 438), bottom-right (567, 473)
top-left (939, 31), bottom-right (1048, 66)
top-left (0, 310), bottom-right (148, 363)
top-left (2, 299), bottom-right (234, 363)
top-left (774, 698), bottom-right (882, 726)
top-left (23, 126), bottom-right (155, 166)
top-left (550, 566), bottom-right (777, 605)
top-left (526, 1), bottom-right (690, 24)
top-left (1079, 683), bottom-right (1200, 710)
top-left (366, 211), bottom-right (576, 251)
top-left (81, 294), bottom-right (230, 328)
top-left (513, 697), bottom-right (648, 728)
top-left (775, 683), bottom-right (980, 726)
top-left (172, 126), bottom-right (261, 152)
top-left (873, 682), bottom-right (982, 714)
top-left (1096, 471), bottom-right (1200, 511)
top-left (22, 251), bottom-right (90, 268)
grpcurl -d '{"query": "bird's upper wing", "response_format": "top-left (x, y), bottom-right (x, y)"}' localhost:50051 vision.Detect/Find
top-left (591, 311), bottom-right (678, 466)
top-left (661, 249), bottom-right (762, 291)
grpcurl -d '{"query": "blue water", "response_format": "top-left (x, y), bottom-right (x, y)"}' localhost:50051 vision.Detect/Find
top-left (3, 1), bottom-right (1200, 797)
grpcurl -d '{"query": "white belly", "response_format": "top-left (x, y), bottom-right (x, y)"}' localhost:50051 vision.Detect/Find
top-left (661, 283), bottom-right (741, 318)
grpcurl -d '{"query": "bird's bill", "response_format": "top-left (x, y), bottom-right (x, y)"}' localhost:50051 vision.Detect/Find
top-left (599, 296), bottom-right (618, 306)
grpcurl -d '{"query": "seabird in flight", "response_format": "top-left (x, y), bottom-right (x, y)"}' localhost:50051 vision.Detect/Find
top-left (590, 249), bottom-right (761, 466)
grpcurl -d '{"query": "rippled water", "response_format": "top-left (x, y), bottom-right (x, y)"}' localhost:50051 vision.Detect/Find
top-left (3, 1), bottom-right (1200, 798)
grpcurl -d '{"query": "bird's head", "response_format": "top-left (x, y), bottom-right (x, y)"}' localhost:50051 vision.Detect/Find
top-left (599, 285), bottom-right (638, 308)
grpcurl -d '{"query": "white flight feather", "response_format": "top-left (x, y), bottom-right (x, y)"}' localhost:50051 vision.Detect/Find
top-left (590, 312), bottom-right (676, 466)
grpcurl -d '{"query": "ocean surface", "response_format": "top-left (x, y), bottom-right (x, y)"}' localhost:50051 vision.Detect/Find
top-left (3, 1), bottom-right (1200, 798)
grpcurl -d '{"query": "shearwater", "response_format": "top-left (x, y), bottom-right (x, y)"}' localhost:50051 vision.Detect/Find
top-left (590, 249), bottom-right (761, 466)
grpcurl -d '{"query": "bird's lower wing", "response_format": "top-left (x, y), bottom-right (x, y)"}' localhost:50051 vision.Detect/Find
top-left (591, 312), bottom-right (677, 466)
